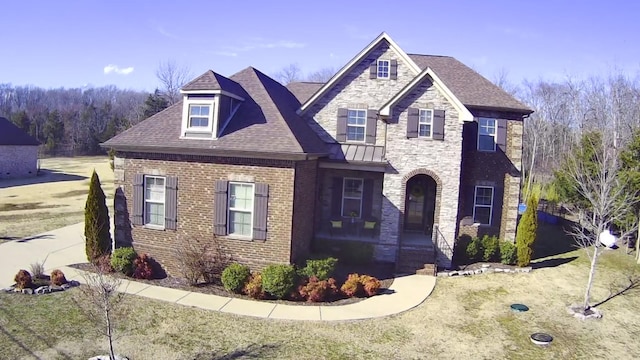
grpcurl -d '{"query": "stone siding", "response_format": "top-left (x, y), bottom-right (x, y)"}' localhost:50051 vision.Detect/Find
top-left (113, 152), bottom-right (302, 276)
top-left (381, 79), bottom-right (462, 261)
top-left (0, 145), bottom-right (38, 179)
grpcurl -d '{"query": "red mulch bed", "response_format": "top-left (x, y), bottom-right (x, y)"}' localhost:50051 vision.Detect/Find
top-left (70, 262), bottom-right (395, 306)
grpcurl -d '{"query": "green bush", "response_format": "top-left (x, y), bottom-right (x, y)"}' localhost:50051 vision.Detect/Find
top-left (466, 237), bottom-right (483, 263)
top-left (262, 264), bottom-right (297, 299)
top-left (500, 241), bottom-right (517, 265)
top-left (453, 235), bottom-right (472, 265)
top-left (111, 247), bottom-right (137, 275)
top-left (84, 170), bottom-right (112, 264)
top-left (481, 235), bottom-right (500, 262)
top-left (300, 257), bottom-right (338, 281)
top-left (221, 263), bottom-right (251, 294)
top-left (516, 196), bottom-right (538, 267)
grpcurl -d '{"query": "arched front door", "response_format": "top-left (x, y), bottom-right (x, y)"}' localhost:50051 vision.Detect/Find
top-left (404, 174), bottom-right (437, 235)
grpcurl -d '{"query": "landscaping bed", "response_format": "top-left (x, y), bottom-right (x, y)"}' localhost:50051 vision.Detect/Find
top-left (71, 252), bottom-right (394, 306)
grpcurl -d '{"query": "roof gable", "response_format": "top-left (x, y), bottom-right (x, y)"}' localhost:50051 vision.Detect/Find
top-left (379, 67), bottom-right (474, 122)
top-left (298, 32), bottom-right (420, 114)
top-left (0, 117), bottom-right (40, 146)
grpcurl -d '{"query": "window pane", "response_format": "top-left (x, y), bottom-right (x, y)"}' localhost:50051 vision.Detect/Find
top-left (475, 187), bottom-right (493, 206)
top-left (474, 207), bottom-right (491, 224)
top-left (145, 177), bottom-right (165, 201)
top-left (419, 124), bottom-right (431, 137)
top-left (189, 116), bottom-right (209, 127)
top-left (346, 126), bottom-right (365, 141)
top-left (479, 118), bottom-right (496, 135)
top-left (229, 210), bottom-right (252, 236)
top-left (343, 179), bottom-right (363, 198)
top-left (377, 60), bottom-right (389, 78)
top-left (145, 203), bottom-right (164, 226)
top-left (419, 110), bottom-right (432, 124)
top-left (347, 110), bottom-right (366, 125)
top-left (478, 135), bottom-right (495, 151)
top-left (229, 183), bottom-right (253, 210)
top-left (342, 198), bottom-right (362, 217)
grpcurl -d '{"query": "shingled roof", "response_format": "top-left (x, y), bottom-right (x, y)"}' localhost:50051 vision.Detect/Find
top-left (181, 70), bottom-right (245, 95)
top-left (103, 67), bottom-right (327, 158)
top-left (408, 54), bottom-right (532, 113)
top-left (286, 82), bottom-right (324, 104)
top-left (0, 117), bottom-right (39, 146)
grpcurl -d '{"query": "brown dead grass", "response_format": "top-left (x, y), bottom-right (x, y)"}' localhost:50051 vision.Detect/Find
top-left (0, 156), bottom-right (113, 242)
top-left (1, 248), bottom-right (638, 359)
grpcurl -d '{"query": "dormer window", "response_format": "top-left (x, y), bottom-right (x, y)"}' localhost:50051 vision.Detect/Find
top-left (188, 104), bottom-right (212, 128)
top-left (377, 60), bottom-right (390, 79)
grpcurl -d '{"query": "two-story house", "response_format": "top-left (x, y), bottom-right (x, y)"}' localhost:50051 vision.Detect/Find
top-left (103, 33), bottom-right (532, 276)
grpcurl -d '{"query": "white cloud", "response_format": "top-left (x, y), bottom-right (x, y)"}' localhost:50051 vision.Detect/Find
top-left (104, 64), bottom-right (134, 75)
top-left (215, 51), bottom-right (238, 57)
top-left (225, 39), bottom-right (306, 53)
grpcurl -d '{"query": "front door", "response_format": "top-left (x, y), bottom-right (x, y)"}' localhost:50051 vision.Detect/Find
top-left (404, 175), bottom-right (436, 234)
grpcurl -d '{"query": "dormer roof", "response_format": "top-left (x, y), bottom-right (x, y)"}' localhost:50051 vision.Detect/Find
top-left (181, 70), bottom-right (245, 96)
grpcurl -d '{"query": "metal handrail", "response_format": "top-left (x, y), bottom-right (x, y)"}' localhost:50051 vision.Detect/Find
top-left (434, 224), bottom-right (454, 268)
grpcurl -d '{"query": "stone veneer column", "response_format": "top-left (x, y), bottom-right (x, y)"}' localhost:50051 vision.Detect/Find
top-left (501, 121), bottom-right (524, 242)
top-left (378, 172), bottom-right (403, 262)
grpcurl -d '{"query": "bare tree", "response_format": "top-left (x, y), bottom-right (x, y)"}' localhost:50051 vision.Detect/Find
top-left (75, 269), bottom-right (127, 360)
top-left (306, 67), bottom-right (336, 83)
top-left (272, 63), bottom-right (303, 85)
top-left (491, 67), bottom-right (520, 97)
top-left (155, 60), bottom-right (192, 105)
top-left (563, 131), bottom-right (638, 314)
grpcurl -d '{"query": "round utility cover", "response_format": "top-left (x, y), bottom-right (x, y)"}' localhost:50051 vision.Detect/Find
top-left (530, 332), bottom-right (553, 345)
top-left (510, 303), bottom-right (529, 312)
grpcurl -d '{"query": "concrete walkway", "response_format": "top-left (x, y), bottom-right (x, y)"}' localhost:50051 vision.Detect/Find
top-left (0, 223), bottom-right (436, 321)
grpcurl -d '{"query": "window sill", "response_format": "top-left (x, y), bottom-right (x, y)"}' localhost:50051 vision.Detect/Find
top-left (477, 149), bottom-right (497, 153)
top-left (227, 234), bottom-right (254, 241)
top-left (143, 224), bottom-right (165, 231)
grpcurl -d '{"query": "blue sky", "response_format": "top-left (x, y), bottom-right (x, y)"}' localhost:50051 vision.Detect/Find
top-left (1, 0), bottom-right (639, 91)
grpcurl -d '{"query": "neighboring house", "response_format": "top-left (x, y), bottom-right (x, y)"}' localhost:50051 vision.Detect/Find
top-left (103, 33), bottom-right (532, 276)
top-left (0, 117), bottom-right (40, 179)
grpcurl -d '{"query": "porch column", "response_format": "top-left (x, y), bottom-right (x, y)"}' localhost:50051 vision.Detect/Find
top-left (379, 173), bottom-right (403, 261)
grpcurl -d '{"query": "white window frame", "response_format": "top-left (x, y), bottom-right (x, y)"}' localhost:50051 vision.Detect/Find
top-left (477, 117), bottom-right (497, 152)
top-left (144, 175), bottom-right (166, 228)
top-left (188, 104), bottom-right (212, 128)
top-left (418, 109), bottom-right (433, 138)
top-left (377, 60), bottom-right (390, 79)
top-left (181, 96), bottom-right (218, 138)
top-left (227, 182), bottom-right (254, 238)
top-left (346, 109), bottom-right (366, 142)
top-left (473, 186), bottom-right (494, 225)
top-left (341, 177), bottom-right (363, 218)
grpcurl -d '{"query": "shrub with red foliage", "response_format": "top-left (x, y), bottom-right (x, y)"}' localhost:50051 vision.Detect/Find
top-left (243, 272), bottom-right (265, 299)
top-left (340, 273), bottom-right (381, 298)
top-left (132, 254), bottom-right (154, 280)
top-left (300, 276), bottom-right (339, 302)
top-left (50, 269), bottom-right (67, 286)
top-left (14, 269), bottom-right (33, 290)
top-left (360, 275), bottom-right (381, 296)
top-left (340, 273), bottom-right (364, 297)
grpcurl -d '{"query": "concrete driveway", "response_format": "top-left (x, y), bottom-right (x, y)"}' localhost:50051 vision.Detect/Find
top-left (0, 222), bottom-right (86, 288)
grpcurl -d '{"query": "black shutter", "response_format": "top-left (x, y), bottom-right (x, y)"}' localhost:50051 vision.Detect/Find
top-left (132, 174), bottom-right (144, 225)
top-left (497, 119), bottom-right (507, 152)
top-left (214, 180), bottom-right (228, 236)
top-left (491, 187), bottom-right (504, 227)
top-left (336, 108), bottom-right (348, 142)
top-left (407, 108), bottom-right (419, 138)
top-left (390, 59), bottom-right (398, 80)
top-left (469, 120), bottom-right (479, 151)
top-left (253, 183), bottom-right (269, 240)
top-left (331, 177), bottom-right (343, 218)
top-left (165, 176), bottom-right (178, 230)
top-left (433, 110), bottom-right (445, 140)
top-left (361, 179), bottom-right (374, 219)
top-left (467, 185), bottom-right (476, 219)
top-left (365, 109), bottom-right (377, 144)
top-left (369, 62), bottom-right (377, 79)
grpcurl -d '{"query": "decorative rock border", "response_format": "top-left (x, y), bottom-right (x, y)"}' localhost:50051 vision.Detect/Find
top-left (3, 280), bottom-right (80, 295)
top-left (437, 266), bottom-right (532, 277)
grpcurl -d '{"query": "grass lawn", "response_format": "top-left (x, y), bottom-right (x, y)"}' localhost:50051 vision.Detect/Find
top-left (0, 156), bottom-right (113, 243)
top-left (1, 226), bottom-right (639, 359)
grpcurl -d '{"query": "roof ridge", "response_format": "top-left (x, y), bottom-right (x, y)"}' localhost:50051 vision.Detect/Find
top-left (407, 53), bottom-right (454, 58)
